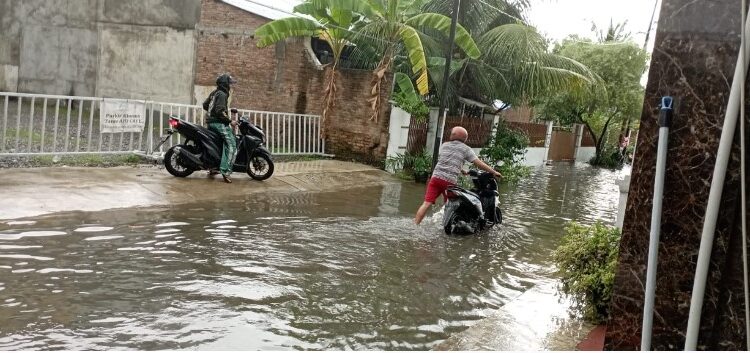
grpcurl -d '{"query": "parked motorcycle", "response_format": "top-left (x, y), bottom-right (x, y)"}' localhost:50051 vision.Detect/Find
top-left (157, 115), bottom-right (274, 180)
top-left (443, 170), bottom-right (503, 235)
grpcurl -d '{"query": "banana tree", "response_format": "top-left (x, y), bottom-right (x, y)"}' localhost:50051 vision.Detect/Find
top-left (353, 0), bottom-right (481, 121)
top-left (254, 0), bottom-right (370, 135)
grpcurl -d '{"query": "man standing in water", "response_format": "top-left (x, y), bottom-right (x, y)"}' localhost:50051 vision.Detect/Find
top-left (414, 126), bottom-right (502, 225)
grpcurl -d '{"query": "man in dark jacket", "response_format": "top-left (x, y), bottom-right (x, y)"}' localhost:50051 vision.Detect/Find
top-left (203, 73), bottom-right (238, 183)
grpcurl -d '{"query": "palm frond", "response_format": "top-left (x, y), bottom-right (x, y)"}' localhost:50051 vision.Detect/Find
top-left (477, 23), bottom-right (547, 64)
top-left (406, 13), bottom-right (481, 59)
top-left (255, 17), bottom-right (322, 48)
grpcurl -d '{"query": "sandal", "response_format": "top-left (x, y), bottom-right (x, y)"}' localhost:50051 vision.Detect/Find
top-left (222, 174), bottom-right (232, 183)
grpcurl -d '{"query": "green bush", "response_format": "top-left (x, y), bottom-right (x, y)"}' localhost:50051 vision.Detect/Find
top-left (392, 91), bottom-right (429, 122)
top-left (553, 221), bottom-right (621, 324)
top-left (480, 120), bottom-right (531, 183)
top-left (385, 151), bottom-right (432, 181)
top-left (590, 145), bottom-right (628, 170)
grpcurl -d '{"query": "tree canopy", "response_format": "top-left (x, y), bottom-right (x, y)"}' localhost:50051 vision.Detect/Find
top-left (537, 35), bottom-right (648, 163)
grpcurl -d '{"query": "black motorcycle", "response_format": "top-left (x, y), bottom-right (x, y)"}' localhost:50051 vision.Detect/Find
top-left (443, 170), bottom-right (503, 235)
top-left (157, 115), bottom-right (274, 180)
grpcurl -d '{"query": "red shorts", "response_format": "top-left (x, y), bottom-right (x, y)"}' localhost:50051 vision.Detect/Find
top-left (424, 177), bottom-right (455, 203)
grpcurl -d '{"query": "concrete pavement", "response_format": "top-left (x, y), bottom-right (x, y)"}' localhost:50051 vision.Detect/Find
top-left (0, 160), bottom-right (396, 220)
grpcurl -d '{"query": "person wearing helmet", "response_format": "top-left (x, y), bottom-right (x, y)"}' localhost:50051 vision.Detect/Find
top-left (203, 73), bottom-right (239, 183)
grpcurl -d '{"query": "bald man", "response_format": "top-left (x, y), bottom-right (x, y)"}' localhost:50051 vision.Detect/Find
top-left (414, 126), bottom-right (502, 225)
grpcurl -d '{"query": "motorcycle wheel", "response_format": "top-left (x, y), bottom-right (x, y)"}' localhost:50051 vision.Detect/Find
top-left (247, 153), bottom-right (274, 181)
top-left (164, 145), bottom-right (195, 178)
top-left (444, 213), bottom-right (459, 235)
top-left (494, 207), bottom-right (503, 225)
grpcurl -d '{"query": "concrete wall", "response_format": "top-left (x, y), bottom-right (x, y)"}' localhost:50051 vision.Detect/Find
top-left (468, 146), bottom-right (548, 167)
top-left (575, 147), bottom-right (596, 162)
top-left (0, 0), bottom-right (200, 102)
top-left (386, 106), bottom-right (411, 169)
top-left (520, 147), bottom-right (548, 166)
top-left (97, 25), bottom-right (196, 103)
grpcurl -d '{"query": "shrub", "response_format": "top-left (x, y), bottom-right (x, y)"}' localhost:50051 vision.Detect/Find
top-left (590, 145), bottom-right (629, 170)
top-left (392, 91), bottom-right (429, 122)
top-left (553, 221), bottom-right (621, 324)
top-left (480, 120), bottom-right (531, 183)
top-left (385, 151), bottom-right (433, 182)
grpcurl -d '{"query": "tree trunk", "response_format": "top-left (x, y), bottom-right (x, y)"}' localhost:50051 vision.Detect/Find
top-left (368, 47), bottom-right (394, 122)
top-left (584, 122), bottom-right (599, 160)
top-left (590, 115), bottom-right (616, 164)
top-left (322, 61), bottom-right (339, 139)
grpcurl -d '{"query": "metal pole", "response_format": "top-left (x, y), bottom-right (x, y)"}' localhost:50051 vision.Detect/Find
top-left (685, 10), bottom-right (750, 349)
top-left (740, 0), bottom-right (750, 348)
top-left (431, 0), bottom-right (461, 168)
top-left (641, 96), bottom-right (673, 350)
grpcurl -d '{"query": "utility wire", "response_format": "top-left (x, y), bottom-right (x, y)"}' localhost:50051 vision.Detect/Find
top-left (643, 0), bottom-right (660, 50)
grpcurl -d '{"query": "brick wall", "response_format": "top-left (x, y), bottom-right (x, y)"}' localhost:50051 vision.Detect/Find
top-left (323, 67), bottom-right (392, 165)
top-left (501, 105), bottom-right (534, 123)
top-left (195, 0), bottom-right (318, 113)
top-left (195, 0), bottom-right (390, 164)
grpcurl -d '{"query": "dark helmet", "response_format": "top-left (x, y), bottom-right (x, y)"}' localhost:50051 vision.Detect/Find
top-left (216, 73), bottom-right (237, 92)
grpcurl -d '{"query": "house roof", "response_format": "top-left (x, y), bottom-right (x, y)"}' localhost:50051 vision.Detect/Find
top-left (458, 96), bottom-right (487, 109)
top-left (458, 96), bottom-right (509, 113)
top-left (221, 0), bottom-right (305, 21)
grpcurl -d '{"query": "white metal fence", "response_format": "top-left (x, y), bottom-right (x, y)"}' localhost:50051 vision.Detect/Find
top-left (0, 92), bottom-right (326, 157)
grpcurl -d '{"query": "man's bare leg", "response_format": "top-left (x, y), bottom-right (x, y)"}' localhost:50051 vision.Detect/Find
top-left (414, 201), bottom-right (433, 225)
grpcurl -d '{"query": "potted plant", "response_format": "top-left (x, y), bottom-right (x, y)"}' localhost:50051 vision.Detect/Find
top-left (409, 152), bottom-right (432, 183)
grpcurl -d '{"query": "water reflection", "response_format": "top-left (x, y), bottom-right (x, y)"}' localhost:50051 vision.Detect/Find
top-left (0, 164), bottom-right (618, 350)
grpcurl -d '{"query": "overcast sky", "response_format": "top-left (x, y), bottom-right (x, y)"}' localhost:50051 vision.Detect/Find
top-left (243, 0), bottom-right (661, 53)
top-left (526, 0), bottom-right (661, 51)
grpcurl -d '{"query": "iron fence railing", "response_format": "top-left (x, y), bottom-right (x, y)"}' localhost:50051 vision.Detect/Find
top-left (0, 92), bottom-right (325, 157)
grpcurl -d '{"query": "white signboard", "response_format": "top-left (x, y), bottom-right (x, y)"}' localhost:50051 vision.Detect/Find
top-left (100, 99), bottom-right (147, 133)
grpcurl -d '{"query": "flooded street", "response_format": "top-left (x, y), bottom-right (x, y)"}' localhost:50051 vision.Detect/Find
top-left (0, 164), bottom-right (620, 350)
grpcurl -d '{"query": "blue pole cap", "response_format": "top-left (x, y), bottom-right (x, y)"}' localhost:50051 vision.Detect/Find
top-left (660, 96), bottom-right (673, 111)
top-left (659, 96), bottom-right (673, 128)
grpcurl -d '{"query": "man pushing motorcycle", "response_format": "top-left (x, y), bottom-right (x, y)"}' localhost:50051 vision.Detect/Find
top-left (414, 126), bottom-right (502, 225)
top-left (203, 73), bottom-right (239, 183)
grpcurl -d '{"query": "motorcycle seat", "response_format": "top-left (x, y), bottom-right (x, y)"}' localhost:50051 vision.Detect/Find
top-left (179, 119), bottom-right (225, 145)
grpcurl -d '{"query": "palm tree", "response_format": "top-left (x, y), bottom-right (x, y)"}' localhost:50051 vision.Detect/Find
top-left (423, 0), bottom-right (597, 111)
top-left (254, 0), bottom-right (371, 135)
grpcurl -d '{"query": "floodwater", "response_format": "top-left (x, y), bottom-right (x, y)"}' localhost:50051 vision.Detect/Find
top-left (0, 164), bottom-right (620, 350)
